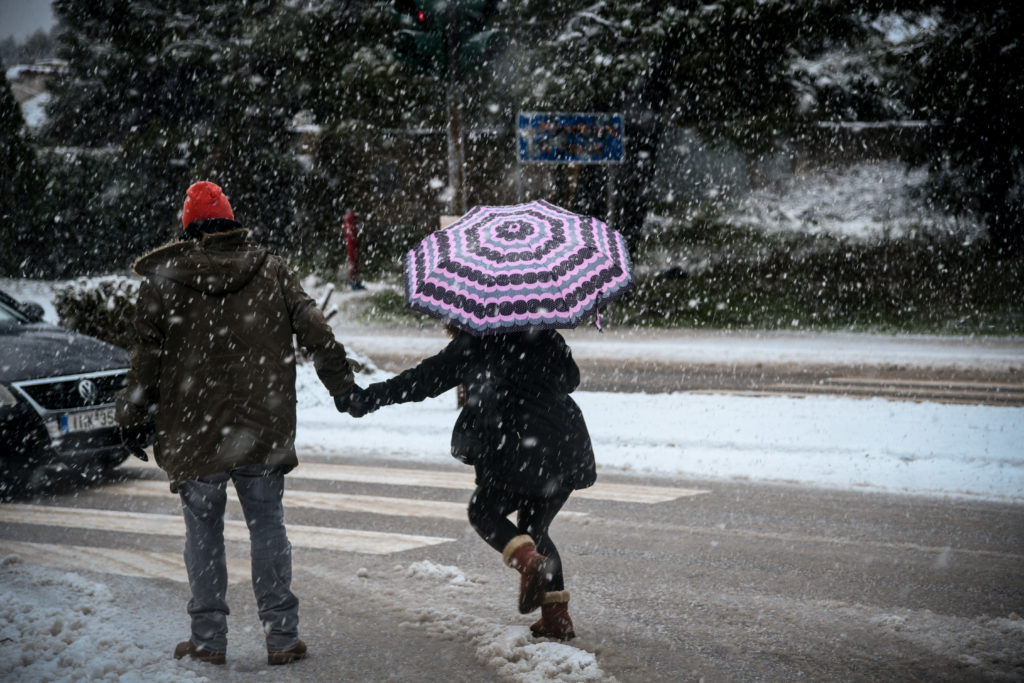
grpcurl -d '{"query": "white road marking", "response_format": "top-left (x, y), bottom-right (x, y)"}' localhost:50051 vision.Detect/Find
top-left (121, 461), bottom-right (707, 502)
top-left (0, 539), bottom-right (250, 584)
top-left (0, 505), bottom-right (453, 555)
top-left (828, 376), bottom-right (1024, 390)
top-left (287, 463), bottom-right (708, 503)
top-left (756, 381), bottom-right (1024, 406)
top-left (117, 458), bottom-right (704, 501)
top-left (106, 480), bottom-right (588, 520)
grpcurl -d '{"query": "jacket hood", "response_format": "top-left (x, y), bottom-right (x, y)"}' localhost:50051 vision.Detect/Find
top-left (133, 229), bottom-right (268, 295)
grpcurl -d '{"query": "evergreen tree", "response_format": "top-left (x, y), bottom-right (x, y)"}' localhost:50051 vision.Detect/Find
top-left (42, 0), bottom-right (307, 273)
top-left (0, 72), bottom-right (43, 276)
top-left (0, 29), bottom-right (57, 66)
top-left (509, 0), bottom-right (865, 240)
top-left (289, 1), bottom-right (444, 248)
top-left (905, 3), bottom-right (1024, 255)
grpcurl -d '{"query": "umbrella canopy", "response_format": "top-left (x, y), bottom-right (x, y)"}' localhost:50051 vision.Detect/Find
top-left (404, 199), bottom-right (633, 334)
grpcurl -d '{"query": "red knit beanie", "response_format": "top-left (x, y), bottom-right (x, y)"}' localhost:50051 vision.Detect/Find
top-left (181, 181), bottom-right (234, 229)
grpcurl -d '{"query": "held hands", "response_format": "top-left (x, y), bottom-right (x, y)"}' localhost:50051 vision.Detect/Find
top-left (335, 385), bottom-right (377, 418)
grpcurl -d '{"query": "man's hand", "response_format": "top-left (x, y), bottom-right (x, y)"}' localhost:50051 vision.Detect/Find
top-left (119, 423), bottom-right (155, 461)
top-left (335, 386), bottom-right (376, 418)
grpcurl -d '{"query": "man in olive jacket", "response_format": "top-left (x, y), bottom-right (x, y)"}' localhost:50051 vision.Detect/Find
top-left (116, 181), bottom-right (354, 666)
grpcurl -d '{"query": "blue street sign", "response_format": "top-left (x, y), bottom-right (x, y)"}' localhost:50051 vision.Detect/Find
top-left (517, 112), bottom-right (624, 164)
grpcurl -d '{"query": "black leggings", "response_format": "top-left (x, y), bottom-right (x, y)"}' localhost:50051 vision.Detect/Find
top-left (468, 485), bottom-right (571, 592)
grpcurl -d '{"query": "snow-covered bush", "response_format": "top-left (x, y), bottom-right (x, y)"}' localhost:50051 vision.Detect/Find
top-left (53, 276), bottom-right (139, 350)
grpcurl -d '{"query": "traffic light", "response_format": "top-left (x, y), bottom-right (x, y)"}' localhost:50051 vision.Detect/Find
top-left (392, 0), bottom-right (446, 76)
top-left (391, 0), bottom-right (505, 79)
top-left (454, 0), bottom-right (505, 72)
top-left (457, 25), bottom-right (505, 73)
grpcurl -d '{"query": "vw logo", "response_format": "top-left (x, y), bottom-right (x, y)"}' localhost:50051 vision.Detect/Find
top-left (77, 379), bottom-right (99, 403)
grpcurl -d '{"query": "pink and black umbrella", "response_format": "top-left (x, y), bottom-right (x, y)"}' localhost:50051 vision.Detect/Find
top-left (404, 199), bottom-right (633, 335)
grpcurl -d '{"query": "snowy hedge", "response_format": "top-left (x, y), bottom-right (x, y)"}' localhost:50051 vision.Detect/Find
top-left (53, 276), bottom-right (139, 350)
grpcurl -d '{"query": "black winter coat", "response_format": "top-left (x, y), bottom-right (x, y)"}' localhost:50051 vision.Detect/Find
top-left (365, 329), bottom-right (596, 496)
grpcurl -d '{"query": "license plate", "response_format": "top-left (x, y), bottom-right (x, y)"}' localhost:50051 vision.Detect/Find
top-left (60, 407), bottom-right (117, 434)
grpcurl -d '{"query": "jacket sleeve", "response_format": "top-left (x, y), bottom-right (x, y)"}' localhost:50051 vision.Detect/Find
top-left (366, 335), bottom-right (469, 407)
top-left (276, 258), bottom-right (354, 396)
top-left (115, 279), bottom-right (162, 427)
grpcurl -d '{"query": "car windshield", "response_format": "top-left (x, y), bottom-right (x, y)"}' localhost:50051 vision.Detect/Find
top-left (0, 299), bottom-right (30, 323)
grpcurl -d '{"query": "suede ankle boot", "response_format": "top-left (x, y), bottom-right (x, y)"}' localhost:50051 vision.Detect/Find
top-left (530, 591), bottom-right (575, 640)
top-left (173, 639), bottom-right (225, 665)
top-left (502, 534), bottom-right (553, 614)
top-left (268, 640), bottom-right (307, 665)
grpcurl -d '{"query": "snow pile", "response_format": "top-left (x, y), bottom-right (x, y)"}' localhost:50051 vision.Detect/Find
top-left (398, 561), bottom-right (612, 682)
top-left (478, 630), bottom-right (610, 682)
top-left (726, 161), bottom-right (982, 239)
top-left (405, 559), bottom-right (488, 588)
top-left (0, 559), bottom-right (206, 683)
top-left (21, 91), bottom-right (50, 129)
top-left (53, 275), bottom-right (139, 303)
top-left (578, 391), bottom-right (1024, 502)
top-left (853, 606), bottom-right (1024, 678)
top-left (294, 359), bottom-right (1024, 504)
top-left (0, 278), bottom-right (61, 322)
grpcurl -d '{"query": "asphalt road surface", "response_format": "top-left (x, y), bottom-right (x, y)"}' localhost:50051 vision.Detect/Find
top-left (339, 326), bottom-right (1024, 406)
top-left (3, 452), bottom-right (1022, 681)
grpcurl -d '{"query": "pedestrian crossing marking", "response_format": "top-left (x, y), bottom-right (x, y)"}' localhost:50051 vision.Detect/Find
top-left (122, 460), bottom-right (707, 503)
top-left (0, 505), bottom-right (453, 555)
top-left (106, 480), bottom-right (588, 520)
top-left (288, 464), bottom-right (708, 503)
top-left (0, 539), bottom-right (250, 584)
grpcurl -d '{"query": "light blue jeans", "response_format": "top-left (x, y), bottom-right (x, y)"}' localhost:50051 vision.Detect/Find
top-left (178, 464), bottom-right (299, 654)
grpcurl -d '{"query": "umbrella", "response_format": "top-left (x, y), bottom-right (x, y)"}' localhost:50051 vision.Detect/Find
top-left (404, 199), bottom-right (633, 335)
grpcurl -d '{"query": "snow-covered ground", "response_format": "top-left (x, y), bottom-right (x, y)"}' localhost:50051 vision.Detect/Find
top-left (298, 352), bottom-right (1024, 505)
top-left (2, 276), bottom-right (1023, 682)
top-left (726, 160), bottom-right (984, 240)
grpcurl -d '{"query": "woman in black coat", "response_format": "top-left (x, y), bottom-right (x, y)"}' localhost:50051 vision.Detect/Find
top-left (344, 327), bottom-right (594, 640)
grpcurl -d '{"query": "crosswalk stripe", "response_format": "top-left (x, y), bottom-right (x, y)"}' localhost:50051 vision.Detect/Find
top-left (121, 461), bottom-right (706, 503)
top-left (289, 463), bottom-right (708, 503)
top-left (106, 480), bottom-right (588, 521)
top-left (0, 505), bottom-right (453, 554)
top-left (0, 539), bottom-right (250, 584)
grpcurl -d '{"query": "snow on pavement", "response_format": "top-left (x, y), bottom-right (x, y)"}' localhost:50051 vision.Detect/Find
top-left (296, 363), bottom-right (1024, 505)
top-left (0, 557), bottom-right (208, 683)
top-left (399, 561), bottom-right (610, 681)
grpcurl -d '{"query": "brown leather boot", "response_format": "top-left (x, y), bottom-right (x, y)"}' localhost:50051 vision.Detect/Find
top-left (173, 639), bottom-right (225, 665)
top-left (530, 591), bottom-right (575, 640)
top-left (502, 534), bottom-right (554, 614)
top-left (268, 639), bottom-right (307, 665)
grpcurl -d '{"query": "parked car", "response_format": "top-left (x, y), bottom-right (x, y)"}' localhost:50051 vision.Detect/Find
top-left (0, 290), bottom-right (133, 494)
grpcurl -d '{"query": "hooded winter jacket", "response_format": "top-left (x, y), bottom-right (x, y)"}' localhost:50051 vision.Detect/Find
top-left (116, 229), bottom-right (353, 491)
top-left (364, 329), bottom-right (595, 496)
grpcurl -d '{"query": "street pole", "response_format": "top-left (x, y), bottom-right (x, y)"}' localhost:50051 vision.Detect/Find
top-left (446, 82), bottom-right (466, 216)
top-left (446, 3), bottom-right (466, 216)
